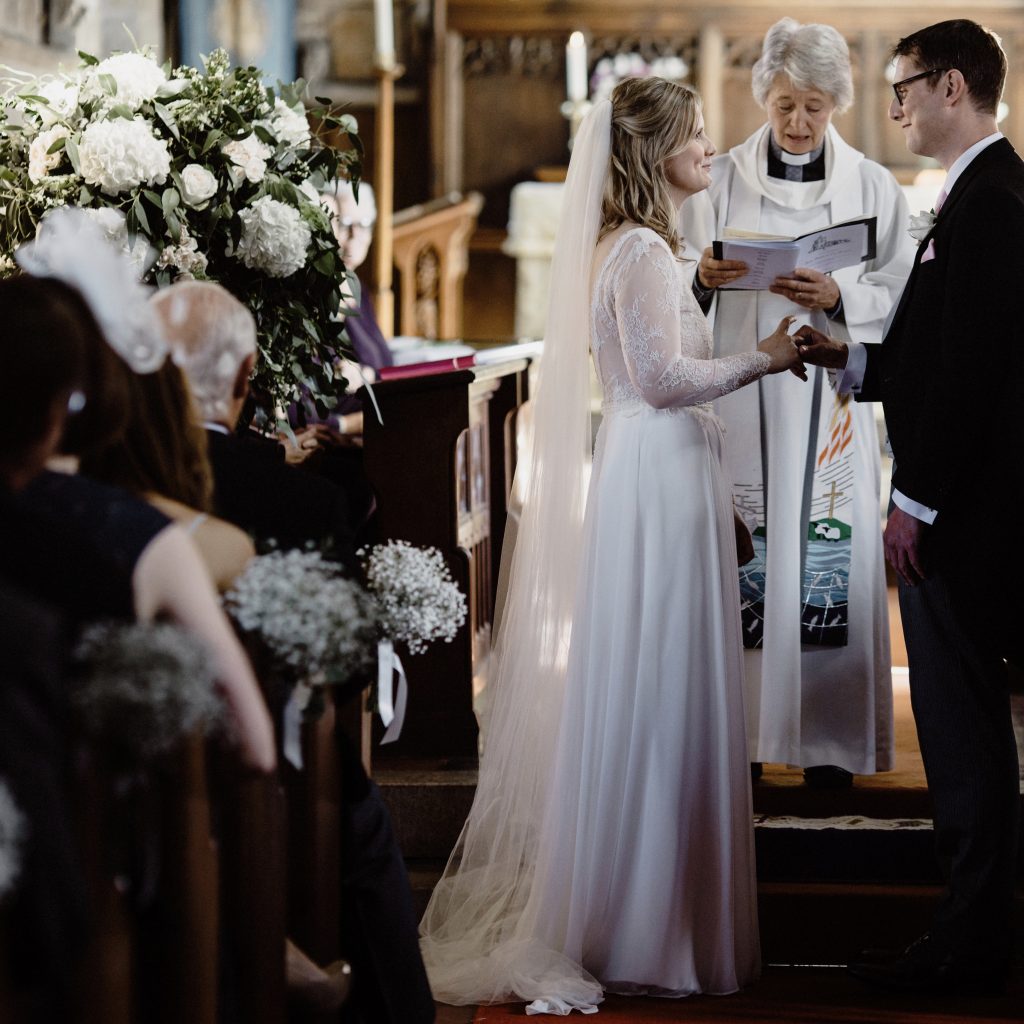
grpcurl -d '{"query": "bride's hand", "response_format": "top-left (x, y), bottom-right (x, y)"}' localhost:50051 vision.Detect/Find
top-left (757, 316), bottom-right (807, 380)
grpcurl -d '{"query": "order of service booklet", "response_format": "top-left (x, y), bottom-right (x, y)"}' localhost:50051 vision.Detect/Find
top-left (712, 215), bottom-right (877, 290)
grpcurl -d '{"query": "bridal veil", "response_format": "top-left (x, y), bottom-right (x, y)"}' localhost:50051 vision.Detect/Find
top-left (418, 102), bottom-right (611, 1012)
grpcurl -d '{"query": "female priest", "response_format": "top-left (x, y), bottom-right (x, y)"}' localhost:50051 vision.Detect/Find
top-left (682, 18), bottom-right (914, 788)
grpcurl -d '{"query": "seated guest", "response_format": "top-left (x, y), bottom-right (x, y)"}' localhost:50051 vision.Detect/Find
top-left (151, 281), bottom-right (359, 564)
top-left (2, 212), bottom-right (275, 773)
top-left (80, 357), bottom-right (255, 592)
top-left (316, 179), bottom-right (393, 436)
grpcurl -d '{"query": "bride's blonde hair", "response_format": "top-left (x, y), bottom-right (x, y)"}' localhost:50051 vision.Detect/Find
top-left (600, 77), bottom-right (700, 254)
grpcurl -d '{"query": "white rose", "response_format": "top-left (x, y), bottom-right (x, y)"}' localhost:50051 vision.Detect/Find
top-left (180, 163), bottom-right (218, 207)
top-left (233, 195), bottom-right (311, 277)
top-left (28, 125), bottom-right (70, 183)
top-left (78, 118), bottom-right (171, 195)
top-left (907, 209), bottom-right (937, 243)
top-left (81, 52), bottom-right (168, 112)
top-left (222, 133), bottom-right (272, 184)
top-left (35, 78), bottom-right (80, 127)
top-left (267, 98), bottom-right (311, 148)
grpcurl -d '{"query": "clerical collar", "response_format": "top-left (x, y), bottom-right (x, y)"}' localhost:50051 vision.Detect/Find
top-left (767, 135), bottom-right (826, 182)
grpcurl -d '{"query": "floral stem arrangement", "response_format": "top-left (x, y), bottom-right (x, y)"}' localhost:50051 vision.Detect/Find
top-left (0, 47), bottom-right (362, 425)
top-left (73, 621), bottom-right (225, 762)
top-left (224, 549), bottom-right (379, 688)
top-left (362, 540), bottom-right (468, 655)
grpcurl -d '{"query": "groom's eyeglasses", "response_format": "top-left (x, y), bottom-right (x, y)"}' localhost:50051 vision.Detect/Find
top-left (892, 68), bottom-right (948, 106)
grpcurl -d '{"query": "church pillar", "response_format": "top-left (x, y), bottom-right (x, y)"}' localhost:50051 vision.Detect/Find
top-left (858, 29), bottom-right (883, 163)
top-left (698, 22), bottom-right (725, 141)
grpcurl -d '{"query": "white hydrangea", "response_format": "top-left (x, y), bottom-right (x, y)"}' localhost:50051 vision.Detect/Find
top-left (263, 98), bottom-right (311, 148)
top-left (179, 162), bottom-right (218, 207)
top-left (362, 541), bottom-right (467, 655)
top-left (0, 780), bottom-right (25, 899)
top-left (28, 124), bottom-right (70, 182)
top-left (234, 195), bottom-right (311, 277)
top-left (224, 550), bottom-right (377, 682)
top-left (81, 52), bottom-right (168, 112)
top-left (35, 77), bottom-right (81, 127)
top-left (222, 132), bottom-right (272, 185)
top-left (157, 226), bottom-right (208, 279)
top-left (77, 118), bottom-right (171, 195)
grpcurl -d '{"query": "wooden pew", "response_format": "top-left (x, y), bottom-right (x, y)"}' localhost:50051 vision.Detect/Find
top-left (361, 358), bottom-right (531, 762)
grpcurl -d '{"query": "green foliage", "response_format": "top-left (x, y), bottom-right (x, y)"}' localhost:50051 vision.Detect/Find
top-left (0, 47), bottom-right (363, 422)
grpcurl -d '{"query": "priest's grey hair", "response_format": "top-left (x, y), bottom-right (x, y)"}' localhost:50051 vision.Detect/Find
top-left (150, 281), bottom-right (257, 423)
top-left (751, 18), bottom-right (854, 114)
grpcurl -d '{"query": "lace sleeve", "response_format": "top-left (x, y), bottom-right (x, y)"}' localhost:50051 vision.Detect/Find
top-left (613, 234), bottom-right (770, 409)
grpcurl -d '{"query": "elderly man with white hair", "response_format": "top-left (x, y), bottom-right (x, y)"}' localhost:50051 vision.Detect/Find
top-left (682, 18), bottom-right (915, 787)
top-left (151, 280), bottom-right (359, 564)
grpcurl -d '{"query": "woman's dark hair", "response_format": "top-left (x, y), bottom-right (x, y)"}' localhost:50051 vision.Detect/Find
top-left (0, 276), bottom-right (90, 467)
top-left (892, 20), bottom-right (1006, 116)
top-left (80, 358), bottom-right (214, 512)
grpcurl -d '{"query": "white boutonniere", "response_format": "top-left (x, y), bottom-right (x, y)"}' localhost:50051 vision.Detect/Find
top-left (908, 209), bottom-right (937, 243)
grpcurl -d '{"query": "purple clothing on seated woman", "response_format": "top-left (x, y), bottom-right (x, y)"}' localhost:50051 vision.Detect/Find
top-left (292, 288), bottom-right (393, 427)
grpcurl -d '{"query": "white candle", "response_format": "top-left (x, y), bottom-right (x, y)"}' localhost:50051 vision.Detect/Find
top-left (374, 0), bottom-right (395, 66)
top-left (566, 31), bottom-right (587, 103)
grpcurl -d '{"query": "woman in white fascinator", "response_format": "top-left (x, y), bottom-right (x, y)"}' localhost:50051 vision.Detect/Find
top-left (420, 77), bottom-right (804, 1014)
top-left (4, 207), bottom-right (276, 773)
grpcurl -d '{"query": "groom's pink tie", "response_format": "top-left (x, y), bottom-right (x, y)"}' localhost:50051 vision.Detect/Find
top-left (935, 188), bottom-right (948, 213)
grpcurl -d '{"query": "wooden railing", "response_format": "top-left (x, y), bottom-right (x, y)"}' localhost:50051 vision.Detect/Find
top-left (361, 357), bottom-right (531, 762)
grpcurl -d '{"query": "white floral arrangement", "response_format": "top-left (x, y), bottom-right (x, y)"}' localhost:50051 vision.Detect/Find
top-left (0, 780), bottom-right (25, 900)
top-left (907, 209), bottom-right (937, 243)
top-left (0, 47), bottom-right (362, 425)
top-left (362, 540), bottom-right (468, 655)
top-left (73, 621), bottom-right (224, 761)
top-left (224, 549), bottom-right (378, 685)
top-left (588, 53), bottom-right (689, 104)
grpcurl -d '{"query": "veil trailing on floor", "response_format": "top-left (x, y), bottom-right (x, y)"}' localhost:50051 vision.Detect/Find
top-left (418, 102), bottom-right (612, 1013)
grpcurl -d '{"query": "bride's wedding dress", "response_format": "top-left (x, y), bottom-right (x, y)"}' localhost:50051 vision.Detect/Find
top-left (421, 223), bottom-right (768, 1013)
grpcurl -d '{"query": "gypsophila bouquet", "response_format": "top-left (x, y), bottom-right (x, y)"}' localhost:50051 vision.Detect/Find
top-left (0, 780), bottom-right (25, 899)
top-left (0, 46), bottom-right (362, 425)
top-left (73, 621), bottom-right (224, 762)
top-left (588, 53), bottom-right (689, 104)
top-left (362, 541), bottom-right (467, 655)
top-left (224, 549), bottom-right (378, 685)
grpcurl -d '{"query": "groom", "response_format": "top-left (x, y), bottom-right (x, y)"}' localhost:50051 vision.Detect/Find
top-left (797, 19), bottom-right (1024, 992)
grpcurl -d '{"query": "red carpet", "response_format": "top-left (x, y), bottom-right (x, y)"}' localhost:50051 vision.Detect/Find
top-left (469, 967), bottom-right (1024, 1022)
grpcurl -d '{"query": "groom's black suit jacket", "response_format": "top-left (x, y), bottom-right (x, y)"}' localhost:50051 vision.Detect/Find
top-left (858, 137), bottom-right (1024, 540)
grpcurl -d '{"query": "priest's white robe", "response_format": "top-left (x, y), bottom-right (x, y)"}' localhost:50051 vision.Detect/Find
top-left (681, 124), bottom-right (914, 773)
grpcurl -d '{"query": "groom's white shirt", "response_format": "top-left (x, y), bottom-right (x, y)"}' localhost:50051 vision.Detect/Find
top-left (834, 131), bottom-right (1004, 523)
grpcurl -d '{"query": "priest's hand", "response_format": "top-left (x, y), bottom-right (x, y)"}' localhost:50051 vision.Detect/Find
top-left (697, 247), bottom-right (748, 289)
top-left (770, 268), bottom-right (840, 312)
top-left (884, 506), bottom-right (927, 586)
top-left (794, 325), bottom-right (849, 370)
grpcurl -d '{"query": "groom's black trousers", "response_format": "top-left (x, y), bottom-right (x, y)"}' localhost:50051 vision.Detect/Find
top-left (897, 518), bottom-right (1020, 966)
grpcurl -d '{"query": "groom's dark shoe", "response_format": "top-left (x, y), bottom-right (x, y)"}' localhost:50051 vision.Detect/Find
top-left (848, 934), bottom-right (1008, 995)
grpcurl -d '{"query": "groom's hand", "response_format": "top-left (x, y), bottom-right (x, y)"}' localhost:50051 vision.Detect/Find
top-left (884, 506), bottom-right (927, 586)
top-left (794, 326), bottom-right (849, 370)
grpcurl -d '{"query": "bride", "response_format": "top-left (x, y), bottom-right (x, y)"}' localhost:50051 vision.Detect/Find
top-left (420, 77), bottom-right (806, 1014)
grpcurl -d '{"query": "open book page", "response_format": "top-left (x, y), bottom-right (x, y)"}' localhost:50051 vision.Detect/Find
top-left (713, 216), bottom-right (877, 290)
